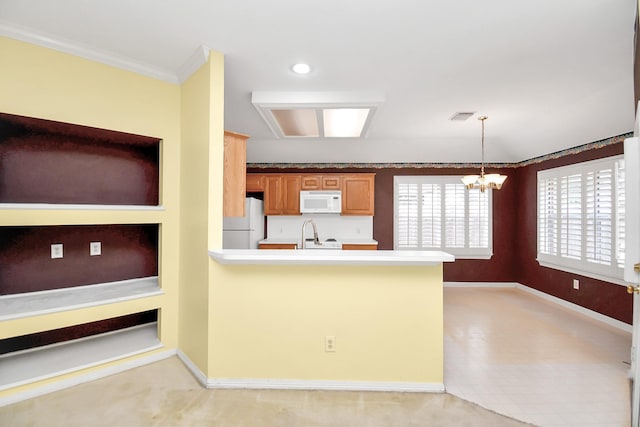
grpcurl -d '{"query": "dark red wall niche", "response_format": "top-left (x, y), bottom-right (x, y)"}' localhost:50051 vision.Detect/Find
top-left (0, 112), bottom-right (160, 205)
top-left (249, 145), bottom-right (632, 324)
top-left (0, 224), bottom-right (158, 295)
top-left (0, 310), bottom-right (158, 355)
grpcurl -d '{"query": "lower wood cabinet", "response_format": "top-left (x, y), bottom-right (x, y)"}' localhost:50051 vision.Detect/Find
top-left (258, 243), bottom-right (297, 249)
top-left (342, 244), bottom-right (378, 250)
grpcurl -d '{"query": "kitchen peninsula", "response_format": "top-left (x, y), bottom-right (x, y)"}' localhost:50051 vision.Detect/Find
top-left (207, 249), bottom-right (454, 391)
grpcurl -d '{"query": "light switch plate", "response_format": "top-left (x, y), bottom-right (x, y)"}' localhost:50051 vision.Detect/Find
top-left (90, 241), bottom-right (101, 256)
top-left (51, 243), bottom-right (63, 259)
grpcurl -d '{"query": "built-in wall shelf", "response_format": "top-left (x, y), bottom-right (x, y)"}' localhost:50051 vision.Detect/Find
top-left (0, 322), bottom-right (160, 391)
top-left (0, 277), bottom-right (161, 321)
top-left (0, 204), bottom-right (165, 211)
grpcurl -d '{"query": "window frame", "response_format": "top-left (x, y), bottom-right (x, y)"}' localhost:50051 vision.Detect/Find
top-left (537, 155), bottom-right (625, 285)
top-left (393, 175), bottom-right (493, 259)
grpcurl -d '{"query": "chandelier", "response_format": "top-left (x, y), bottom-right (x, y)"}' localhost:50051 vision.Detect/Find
top-left (461, 116), bottom-right (507, 192)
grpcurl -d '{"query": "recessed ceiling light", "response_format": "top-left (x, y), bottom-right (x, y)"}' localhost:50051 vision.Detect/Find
top-left (292, 63), bottom-right (311, 75)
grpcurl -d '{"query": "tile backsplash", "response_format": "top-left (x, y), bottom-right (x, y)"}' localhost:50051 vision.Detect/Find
top-left (267, 215), bottom-right (373, 241)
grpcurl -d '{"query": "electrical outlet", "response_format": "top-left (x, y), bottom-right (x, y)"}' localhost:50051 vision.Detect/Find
top-left (325, 335), bottom-right (336, 352)
top-left (90, 241), bottom-right (101, 256)
top-left (51, 243), bottom-right (63, 259)
top-left (573, 279), bottom-right (579, 290)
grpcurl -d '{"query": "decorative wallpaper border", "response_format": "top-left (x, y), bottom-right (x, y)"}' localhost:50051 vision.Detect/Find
top-left (247, 133), bottom-right (632, 170)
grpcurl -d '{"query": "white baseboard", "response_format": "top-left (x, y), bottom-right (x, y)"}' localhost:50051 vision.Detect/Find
top-left (176, 349), bottom-right (208, 387)
top-left (445, 281), bottom-right (632, 333)
top-left (176, 350), bottom-right (444, 393)
top-left (206, 378), bottom-right (445, 393)
top-left (445, 282), bottom-right (518, 288)
top-left (0, 349), bottom-right (176, 407)
top-left (514, 283), bottom-right (632, 333)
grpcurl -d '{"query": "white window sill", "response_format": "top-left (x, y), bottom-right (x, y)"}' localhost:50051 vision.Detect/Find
top-left (536, 259), bottom-right (626, 286)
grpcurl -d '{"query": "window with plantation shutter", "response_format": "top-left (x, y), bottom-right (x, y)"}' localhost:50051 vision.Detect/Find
top-left (394, 176), bottom-right (493, 258)
top-left (537, 155), bottom-right (625, 284)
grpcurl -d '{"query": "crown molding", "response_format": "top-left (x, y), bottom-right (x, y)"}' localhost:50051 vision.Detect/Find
top-left (176, 45), bottom-right (210, 83)
top-left (0, 20), bottom-right (180, 84)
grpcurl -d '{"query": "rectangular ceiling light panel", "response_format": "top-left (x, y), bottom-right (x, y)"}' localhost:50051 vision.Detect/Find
top-left (252, 91), bottom-right (384, 139)
top-left (323, 108), bottom-right (370, 138)
top-left (271, 109), bottom-right (319, 137)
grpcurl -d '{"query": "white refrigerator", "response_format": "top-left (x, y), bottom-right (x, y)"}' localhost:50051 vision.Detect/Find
top-left (223, 197), bottom-right (265, 249)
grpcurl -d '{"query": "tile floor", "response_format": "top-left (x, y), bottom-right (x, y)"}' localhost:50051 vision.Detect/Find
top-left (444, 286), bottom-right (632, 427)
top-left (0, 286), bottom-right (631, 426)
top-left (0, 356), bottom-right (532, 426)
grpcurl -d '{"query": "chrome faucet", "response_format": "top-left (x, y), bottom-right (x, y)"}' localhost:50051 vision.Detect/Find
top-left (301, 219), bottom-right (321, 249)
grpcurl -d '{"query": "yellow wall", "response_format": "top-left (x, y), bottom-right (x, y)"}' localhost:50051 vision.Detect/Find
top-left (0, 36), bottom-right (445, 394)
top-left (177, 50), bottom-right (225, 375)
top-left (0, 36), bottom-right (182, 395)
top-left (208, 263), bottom-right (444, 384)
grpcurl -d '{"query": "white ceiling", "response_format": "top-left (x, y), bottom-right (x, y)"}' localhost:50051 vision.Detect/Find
top-left (0, 0), bottom-right (636, 164)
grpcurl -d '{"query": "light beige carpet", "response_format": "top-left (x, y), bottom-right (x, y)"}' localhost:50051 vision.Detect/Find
top-left (0, 356), bottom-right (533, 426)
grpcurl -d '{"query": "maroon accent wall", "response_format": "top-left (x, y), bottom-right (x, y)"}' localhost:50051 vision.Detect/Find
top-left (514, 143), bottom-right (631, 324)
top-left (0, 224), bottom-right (158, 295)
top-left (0, 112), bottom-right (160, 205)
top-left (0, 310), bottom-right (158, 355)
top-left (248, 166), bottom-right (518, 283)
top-left (249, 147), bottom-right (632, 324)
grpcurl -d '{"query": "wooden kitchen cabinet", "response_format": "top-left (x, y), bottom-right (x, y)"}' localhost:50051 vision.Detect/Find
top-left (300, 174), bottom-right (341, 190)
top-left (341, 174), bottom-right (375, 215)
top-left (258, 243), bottom-right (297, 249)
top-left (342, 243), bottom-right (378, 250)
top-left (300, 175), bottom-right (322, 190)
top-left (246, 173), bottom-right (265, 192)
top-left (248, 172), bottom-right (374, 216)
top-left (263, 174), bottom-right (301, 215)
top-left (322, 176), bottom-right (342, 190)
top-left (224, 131), bottom-right (249, 217)
top-left (282, 175), bottom-right (301, 215)
top-left (263, 175), bottom-right (283, 215)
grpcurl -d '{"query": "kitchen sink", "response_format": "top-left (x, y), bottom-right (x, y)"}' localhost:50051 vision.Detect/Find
top-left (302, 239), bottom-right (342, 249)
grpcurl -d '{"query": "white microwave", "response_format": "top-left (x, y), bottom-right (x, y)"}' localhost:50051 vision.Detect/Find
top-left (299, 190), bottom-right (342, 214)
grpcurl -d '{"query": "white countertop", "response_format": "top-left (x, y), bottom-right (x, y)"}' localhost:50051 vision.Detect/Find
top-left (209, 249), bottom-right (454, 266)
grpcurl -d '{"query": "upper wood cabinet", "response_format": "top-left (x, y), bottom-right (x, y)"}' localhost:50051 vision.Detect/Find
top-left (223, 131), bottom-right (249, 217)
top-left (263, 174), bottom-right (301, 215)
top-left (248, 172), bottom-right (374, 216)
top-left (342, 174), bottom-right (375, 215)
top-left (300, 175), bottom-right (322, 190)
top-left (282, 175), bottom-right (301, 215)
top-left (300, 174), bottom-right (341, 190)
top-left (322, 176), bottom-right (342, 190)
top-left (246, 173), bottom-right (265, 192)
top-left (263, 175), bottom-right (283, 215)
